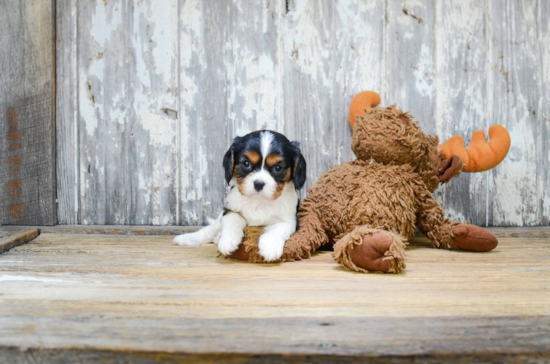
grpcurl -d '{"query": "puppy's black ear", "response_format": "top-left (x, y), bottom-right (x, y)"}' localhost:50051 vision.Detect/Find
top-left (222, 148), bottom-right (234, 184)
top-left (291, 141), bottom-right (307, 190)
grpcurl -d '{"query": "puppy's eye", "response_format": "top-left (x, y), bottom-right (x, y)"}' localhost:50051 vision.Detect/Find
top-left (273, 165), bottom-right (283, 173)
top-left (243, 161), bottom-right (251, 169)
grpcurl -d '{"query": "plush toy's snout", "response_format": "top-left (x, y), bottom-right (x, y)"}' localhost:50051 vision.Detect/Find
top-left (438, 155), bottom-right (463, 183)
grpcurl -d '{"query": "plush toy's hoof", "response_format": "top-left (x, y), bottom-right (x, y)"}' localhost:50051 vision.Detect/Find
top-left (333, 227), bottom-right (407, 274)
top-left (227, 243), bottom-right (249, 260)
top-left (452, 224), bottom-right (498, 252)
top-left (350, 233), bottom-right (393, 272)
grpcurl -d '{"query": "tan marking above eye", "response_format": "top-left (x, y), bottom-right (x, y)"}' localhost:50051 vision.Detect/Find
top-left (245, 151), bottom-right (260, 165)
top-left (266, 154), bottom-right (283, 167)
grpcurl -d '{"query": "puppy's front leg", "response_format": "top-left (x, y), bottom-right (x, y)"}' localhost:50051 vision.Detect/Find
top-left (217, 212), bottom-right (247, 255)
top-left (258, 221), bottom-right (296, 262)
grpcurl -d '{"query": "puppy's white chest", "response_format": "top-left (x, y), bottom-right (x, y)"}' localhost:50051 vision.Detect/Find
top-left (239, 203), bottom-right (281, 226)
top-left (225, 184), bottom-right (296, 226)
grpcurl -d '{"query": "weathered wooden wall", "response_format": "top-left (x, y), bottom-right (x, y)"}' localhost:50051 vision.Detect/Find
top-left (0, 0), bottom-right (56, 225)
top-left (56, 0), bottom-right (550, 227)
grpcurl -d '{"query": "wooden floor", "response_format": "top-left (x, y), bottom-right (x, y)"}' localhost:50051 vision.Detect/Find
top-left (1, 232), bottom-right (549, 363)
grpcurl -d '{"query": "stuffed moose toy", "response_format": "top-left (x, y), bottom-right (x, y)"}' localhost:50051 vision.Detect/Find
top-left (229, 91), bottom-right (511, 273)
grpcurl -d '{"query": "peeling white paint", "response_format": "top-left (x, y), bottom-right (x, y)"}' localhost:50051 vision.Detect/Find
top-left (413, 44), bottom-right (433, 98)
top-left (59, 0), bottom-right (549, 227)
top-left (140, 111), bottom-right (175, 147)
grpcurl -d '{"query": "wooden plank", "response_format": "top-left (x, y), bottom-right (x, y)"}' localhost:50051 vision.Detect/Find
top-left (179, 0), bottom-right (283, 225)
top-left (0, 233), bottom-right (549, 361)
top-left (541, 0), bottom-right (550, 226)
top-left (1, 348), bottom-right (549, 364)
top-left (487, 0), bottom-right (542, 226)
top-left (3, 350), bottom-right (550, 364)
top-left (433, 0), bottom-right (488, 226)
top-left (78, 0), bottom-right (130, 224)
top-left (385, 0), bottom-right (436, 134)
top-left (129, 0), bottom-right (179, 225)
top-left (0, 317), bottom-right (549, 363)
top-left (3, 234), bottom-right (549, 319)
top-left (0, 227), bottom-right (39, 254)
top-left (78, 0), bottom-right (179, 225)
top-left (31, 225), bottom-right (550, 238)
top-left (38, 225), bottom-right (199, 235)
top-left (56, 0), bottom-right (79, 225)
top-left (0, 0), bottom-right (56, 225)
top-left (282, 0), bottom-right (385, 193)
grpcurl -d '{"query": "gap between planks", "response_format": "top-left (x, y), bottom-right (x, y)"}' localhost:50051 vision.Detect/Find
top-left (17, 225), bottom-right (550, 238)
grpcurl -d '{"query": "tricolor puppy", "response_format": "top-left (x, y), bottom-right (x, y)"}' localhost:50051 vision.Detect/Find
top-left (174, 130), bottom-right (306, 262)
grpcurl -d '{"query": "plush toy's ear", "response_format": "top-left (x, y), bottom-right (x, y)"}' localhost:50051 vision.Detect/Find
top-left (222, 148), bottom-right (235, 184)
top-left (291, 141), bottom-right (307, 190)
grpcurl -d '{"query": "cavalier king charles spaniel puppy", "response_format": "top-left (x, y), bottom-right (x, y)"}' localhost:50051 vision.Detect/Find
top-left (174, 130), bottom-right (306, 262)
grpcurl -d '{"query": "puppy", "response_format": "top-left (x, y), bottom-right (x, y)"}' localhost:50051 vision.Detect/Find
top-left (174, 130), bottom-right (306, 261)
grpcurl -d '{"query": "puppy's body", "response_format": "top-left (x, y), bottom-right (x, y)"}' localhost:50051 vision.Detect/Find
top-left (174, 130), bottom-right (306, 262)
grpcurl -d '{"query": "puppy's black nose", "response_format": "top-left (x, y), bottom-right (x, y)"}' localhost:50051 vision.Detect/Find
top-left (254, 180), bottom-right (265, 191)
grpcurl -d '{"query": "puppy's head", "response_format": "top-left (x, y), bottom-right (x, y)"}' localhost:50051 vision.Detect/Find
top-left (223, 131), bottom-right (306, 200)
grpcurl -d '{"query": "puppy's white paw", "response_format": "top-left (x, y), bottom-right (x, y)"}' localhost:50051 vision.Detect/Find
top-left (258, 234), bottom-right (285, 262)
top-left (217, 230), bottom-right (244, 256)
top-left (173, 233), bottom-right (203, 246)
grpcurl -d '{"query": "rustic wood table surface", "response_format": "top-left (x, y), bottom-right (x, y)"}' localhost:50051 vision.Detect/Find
top-left (0, 229), bottom-right (549, 363)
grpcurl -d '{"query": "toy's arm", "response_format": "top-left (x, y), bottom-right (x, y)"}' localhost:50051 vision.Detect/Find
top-left (281, 208), bottom-right (329, 260)
top-left (415, 188), bottom-right (459, 250)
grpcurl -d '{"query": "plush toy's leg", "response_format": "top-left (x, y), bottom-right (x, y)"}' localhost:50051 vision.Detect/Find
top-left (227, 226), bottom-right (264, 262)
top-left (416, 192), bottom-right (498, 252)
top-left (333, 226), bottom-right (407, 274)
top-left (451, 224), bottom-right (498, 252)
top-left (279, 213), bottom-right (330, 261)
top-left (228, 212), bottom-right (329, 263)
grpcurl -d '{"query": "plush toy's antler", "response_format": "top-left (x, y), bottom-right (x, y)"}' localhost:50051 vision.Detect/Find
top-left (349, 91), bottom-right (381, 128)
top-left (438, 125), bottom-right (511, 172)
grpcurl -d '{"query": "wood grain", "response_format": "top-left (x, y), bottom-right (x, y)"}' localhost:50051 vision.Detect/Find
top-left (541, 0), bottom-right (550, 226)
top-left (4, 225), bottom-right (550, 237)
top-left (0, 0), bottom-right (56, 225)
top-left (56, 0), bottom-right (79, 225)
top-left (55, 0), bottom-right (549, 226)
top-left (1, 346), bottom-right (549, 364)
top-left (76, 0), bottom-right (179, 225)
top-left (283, 0), bottom-right (385, 195)
top-left (0, 233), bottom-right (549, 361)
top-left (0, 227), bottom-right (39, 254)
top-left (385, 0), bottom-right (436, 134)
top-left (78, 0), bottom-right (130, 224)
top-left (129, 0), bottom-right (179, 225)
top-left (38, 225), bottom-right (200, 235)
top-left (433, 0), bottom-right (488, 226)
top-left (179, 0), bottom-right (283, 225)
top-left (488, 0), bottom-right (542, 226)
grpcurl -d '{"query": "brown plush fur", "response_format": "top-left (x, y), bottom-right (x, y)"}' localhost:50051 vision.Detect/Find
top-left (351, 106), bottom-right (444, 193)
top-left (234, 105), bottom-right (497, 273)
